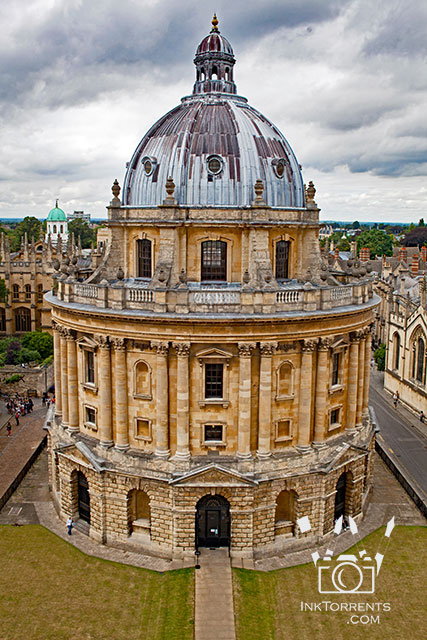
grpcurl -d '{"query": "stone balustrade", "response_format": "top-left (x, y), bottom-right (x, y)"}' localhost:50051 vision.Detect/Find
top-left (53, 279), bottom-right (373, 314)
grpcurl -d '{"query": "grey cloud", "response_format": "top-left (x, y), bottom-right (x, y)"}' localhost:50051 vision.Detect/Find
top-left (362, 1), bottom-right (427, 57)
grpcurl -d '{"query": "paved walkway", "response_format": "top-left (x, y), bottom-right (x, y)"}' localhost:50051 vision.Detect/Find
top-left (195, 548), bottom-right (236, 640)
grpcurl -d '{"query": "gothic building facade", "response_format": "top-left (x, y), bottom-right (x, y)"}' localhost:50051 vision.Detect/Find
top-left (46, 18), bottom-right (377, 559)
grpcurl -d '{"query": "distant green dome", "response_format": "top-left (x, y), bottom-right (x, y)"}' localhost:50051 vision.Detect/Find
top-left (47, 200), bottom-right (66, 222)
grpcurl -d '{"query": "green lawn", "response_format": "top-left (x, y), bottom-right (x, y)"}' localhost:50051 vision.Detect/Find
top-left (0, 525), bottom-right (194, 640)
top-left (233, 526), bottom-right (427, 640)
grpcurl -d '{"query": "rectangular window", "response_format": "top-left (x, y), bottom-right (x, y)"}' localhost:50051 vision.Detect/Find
top-left (86, 351), bottom-right (95, 384)
top-left (136, 419), bottom-right (151, 440)
top-left (204, 424), bottom-right (223, 442)
top-left (275, 240), bottom-right (289, 280)
top-left (137, 239), bottom-right (152, 278)
top-left (332, 353), bottom-right (340, 386)
top-left (201, 240), bottom-right (227, 281)
top-left (85, 407), bottom-right (96, 425)
top-left (330, 408), bottom-right (340, 425)
top-left (205, 363), bottom-right (223, 398)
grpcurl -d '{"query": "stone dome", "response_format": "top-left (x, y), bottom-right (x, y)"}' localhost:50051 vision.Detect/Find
top-left (47, 200), bottom-right (66, 221)
top-left (123, 17), bottom-right (304, 209)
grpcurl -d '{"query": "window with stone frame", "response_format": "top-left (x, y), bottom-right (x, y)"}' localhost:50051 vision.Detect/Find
top-left (14, 307), bottom-right (31, 332)
top-left (331, 352), bottom-right (340, 386)
top-left (12, 284), bottom-right (19, 301)
top-left (275, 419), bottom-right (292, 442)
top-left (276, 361), bottom-right (294, 399)
top-left (136, 238), bottom-right (152, 278)
top-left (85, 406), bottom-right (96, 426)
top-left (204, 362), bottom-right (224, 398)
top-left (0, 308), bottom-right (5, 332)
top-left (204, 424), bottom-right (223, 442)
top-left (201, 240), bottom-right (227, 281)
top-left (24, 284), bottom-right (31, 301)
top-left (416, 337), bottom-right (425, 383)
top-left (134, 360), bottom-right (151, 398)
top-left (275, 240), bottom-right (290, 280)
top-left (85, 350), bottom-right (95, 384)
top-left (37, 284), bottom-right (43, 302)
top-left (330, 407), bottom-right (340, 427)
top-left (135, 418), bottom-right (151, 441)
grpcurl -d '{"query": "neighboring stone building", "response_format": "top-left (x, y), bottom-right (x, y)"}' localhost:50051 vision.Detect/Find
top-left (46, 17), bottom-right (378, 559)
top-left (45, 201), bottom-right (69, 245)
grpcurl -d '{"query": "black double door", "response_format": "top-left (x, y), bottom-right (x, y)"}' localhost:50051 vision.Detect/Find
top-left (197, 496), bottom-right (230, 548)
top-left (334, 473), bottom-right (346, 520)
top-left (77, 472), bottom-right (91, 524)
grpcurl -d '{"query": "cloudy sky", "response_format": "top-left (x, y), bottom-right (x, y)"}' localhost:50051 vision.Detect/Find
top-left (1, 0), bottom-right (426, 222)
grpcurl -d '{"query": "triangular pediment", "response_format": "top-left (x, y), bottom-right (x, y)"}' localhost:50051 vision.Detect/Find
top-left (77, 336), bottom-right (98, 349)
top-left (56, 441), bottom-right (108, 472)
top-left (196, 347), bottom-right (233, 360)
top-left (169, 463), bottom-right (258, 486)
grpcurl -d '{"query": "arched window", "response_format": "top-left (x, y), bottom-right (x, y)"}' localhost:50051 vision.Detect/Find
top-left (14, 307), bottom-right (31, 332)
top-left (53, 225), bottom-right (57, 234)
top-left (25, 284), bottom-right (31, 300)
top-left (0, 308), bottom-right (5, 332)
top-left (136, 238), bottom-right (152, 278)
top-left (37, 284), bottom-right (43, 302)
top-left (201, 240), bottom-right (227, 281)
top-left (277, 361), bottom-right (293, 398)
top-left (275, 490), bottom-right (297, 536)
top-left (134, 361), bottom-right (151, 398)
top-left (275, 240), bottom-right (290, 280)
top-left (60, 225), bottom-right (63, 234)
top-left (416, 337), bottom-right (425, 383)
top-left (211, 65), bottom-right (218, 79)
top-left (393, 333), bottom-right (400, 370)
top-left (128, 489), bottom-right (150, 536)
top-left (12, 284), bottom-right (19, 300)
top-left (225, 67), bottom-right (230, 81)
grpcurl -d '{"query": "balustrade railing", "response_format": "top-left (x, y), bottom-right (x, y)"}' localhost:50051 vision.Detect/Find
top-left (74, 284), bottom-right (98, 298)
top-left (127, 288), bottom-right (154, 303)
top-left (276, 290), bottom-right (301, 304)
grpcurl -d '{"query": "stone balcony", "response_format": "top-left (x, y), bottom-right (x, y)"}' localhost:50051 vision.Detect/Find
top-left (52, 278), bottom-right (374, 316)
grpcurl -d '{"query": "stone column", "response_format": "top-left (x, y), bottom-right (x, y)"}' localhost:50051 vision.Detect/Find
top-left (60, 328), bottom-right (69, 428)
top-left (66, 330), bottom-right (79, 433)
top-left (356, 335), bottom-right (366, 427)
top-left (346, 332), bottom-right (361, 431)
top-left (97, 336), bottom-right (113, 448)
top-left (173, 342), bottom-right (191, 460)
top-left (152, 341), bottom-right (170, 458)
top-left (257, 342), bottom-right (277, 458)
top-left (237, 343), bottom-right (256, 459)
top-left (112, 338), bottom-right (129, 451)
top-left (313, 338), bottom-right (331, 446)
top-left (363, 329), bottom-right (372, 416)
top-left (297, 340), bottom-right (316, 451)
top-left (53, 323), bottom-right (62, 416)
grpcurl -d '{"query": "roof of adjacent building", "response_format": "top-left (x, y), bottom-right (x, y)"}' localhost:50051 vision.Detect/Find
top-left (123, 16), bottom-right (304, 209)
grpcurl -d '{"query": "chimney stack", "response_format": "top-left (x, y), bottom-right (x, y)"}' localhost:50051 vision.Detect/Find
top-left (398, 246), bottom-right (407, 263)
top-left (411, 254), bottom-right (419, 277)
top-left (421, 246), bottom-right (427, 263)
top-left (360, 247), bottom-right (370, 262)
top-left (334, 247), bottom-right (339, 260)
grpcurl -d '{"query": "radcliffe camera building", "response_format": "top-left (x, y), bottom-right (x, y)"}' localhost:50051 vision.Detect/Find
top-left (46, 17), bottom-right (377, 559)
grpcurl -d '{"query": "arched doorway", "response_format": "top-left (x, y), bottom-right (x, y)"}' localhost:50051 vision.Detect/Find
top-left (196, 494), bottom-right (230, 548)
top-left (77, 471), bottom-right (90, 524)
top-left (334, 473), bottom-right (347, 521)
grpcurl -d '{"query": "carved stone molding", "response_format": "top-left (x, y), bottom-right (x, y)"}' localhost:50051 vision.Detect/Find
top-left (350, 330), bottom-right (364, 343)
top-left (63, 328), bottom-right (75, 341)
top-left (238, 342), bottom-right (256, 357)
top-left (151, 341), bottom-right (169, 356)
top-left (173, 342), bottom-right (190, 357)
top-left (95, 334), bottom-right (110, 349)
top-left (111, 337), bottom-right (126, 351)
top-left (318, 337), bottom-right (332, 351)
top-left (259, 342), bottom-right (277, 356)
top-left (301, 339), bottom-right (317, 352)
top-left (278, 341), bottom-right (297, 352)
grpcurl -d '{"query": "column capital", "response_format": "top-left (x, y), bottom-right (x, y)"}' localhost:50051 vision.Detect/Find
top-left (350, 330), bottom-right (364, 343)
top-left (238, 342), bottom-right (256, 357)
top-left (301, 339), bottom-right (317, 352)
top-left (318, 337), bottom-right (332, 351)
top-left (173, 342), bottom-right (190, 357)
top-left (259, 342), bottom-right (277, 356)
top-left (63, 328), bottom-right (75, 341)
top-left (151, 340), bottom-right (169, 356)
top-left (95, 334), bottom-right (110, 349)
top-left (111, 337), bottom-right (126, 351)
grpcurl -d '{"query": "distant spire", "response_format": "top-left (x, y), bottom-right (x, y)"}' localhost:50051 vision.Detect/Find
top-left (211, 13), bottom-right (219, 32)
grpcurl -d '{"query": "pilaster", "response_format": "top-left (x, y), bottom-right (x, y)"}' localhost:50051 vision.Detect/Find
top-left (237, 342), bottom-right (256, 459)
top-left (152, 341), bottom-right (170, 458)
top-left (257, 342), bottom-right (277, 458)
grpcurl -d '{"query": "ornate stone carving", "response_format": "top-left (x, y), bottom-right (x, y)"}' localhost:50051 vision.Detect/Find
top-left (63, 328), bottom-right (75, 341)
top-left (111, 337), bottom-right (126, 351)
top-left (259, 342), bottom-right (277, 356)
top-left (151, 341), bottom-right (169, 356)
top-left (173, 342), bottom-right (190, 357)
top-left (278, 341), bottom-right (297, 352)
top-left (318, 337), bottom-right (332, 351)
top-left (238, 343), bottom-right (256, 357)
top-left (350, 330), bottom-right (364, 343)
top-left (301, 339), bottom-right (317, 352)
top-left (95, 334), bottom-right (110, 349)
top-left (252, 179), bottom-right (266, 206)
top-left (111, 179), bottom-right (120, 199)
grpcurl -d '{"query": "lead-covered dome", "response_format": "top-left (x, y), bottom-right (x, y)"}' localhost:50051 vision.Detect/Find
top-left (123, 16), bottom-right (304, 209)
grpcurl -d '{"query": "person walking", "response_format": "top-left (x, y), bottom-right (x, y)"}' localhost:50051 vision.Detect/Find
top-left (14, 411), bottom-right (19, 426)
top-left (420, 410), bottom-right (424, 423)
top-left (6, 423), bottom-right (11, 437)
top-left (66, 517), bottom-right (74, 535)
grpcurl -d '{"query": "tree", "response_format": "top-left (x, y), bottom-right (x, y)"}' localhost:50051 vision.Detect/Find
top-left (21, 331), bottom-right (53, 360)
top-left (356, 228), bottom-right (393, 258)
top-left (9, 217), bottom-right (42, 251)
top-left (352, 220), bottom-right (360, 229)
top-left (400, 227), bottom-right (427, 247)
top-left (68, 219), bottom-right (95, 249)
top-left (419, 218), bottom-right (425, 227)
top-left (374, 344), bottom-right (386, 371)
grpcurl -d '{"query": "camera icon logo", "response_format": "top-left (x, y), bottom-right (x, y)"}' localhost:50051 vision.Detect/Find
top-left (318, 553), bottom-right (375, 594)
top-left (296, 514), bottom-right (395, 595)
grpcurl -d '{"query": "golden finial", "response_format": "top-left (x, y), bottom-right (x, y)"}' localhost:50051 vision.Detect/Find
top-left (211, 13), bottom-right (219, 32)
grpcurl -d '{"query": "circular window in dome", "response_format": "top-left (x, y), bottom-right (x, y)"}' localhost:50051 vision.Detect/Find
top-left (273, 158), bottom-right (286, 178)
top-left (141, 156), bottom-right (156, 176)
top-left (207, 155), bottom-right (223, 176)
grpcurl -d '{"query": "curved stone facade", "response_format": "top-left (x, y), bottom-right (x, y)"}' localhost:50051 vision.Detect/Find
top-left (46, 18), bottom-right (377, 560)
